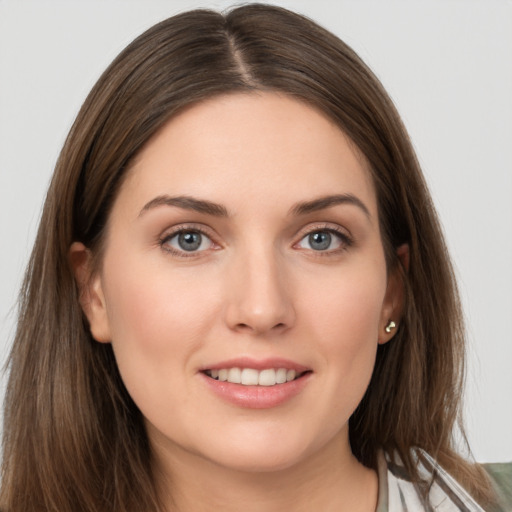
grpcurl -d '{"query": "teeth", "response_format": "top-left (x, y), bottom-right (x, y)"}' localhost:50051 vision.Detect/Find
top-left (206, 367), bottom-right (302, 386)
top-left (241, 368), bottom-right (259, 385)
top-left (228, 367), bottom-right (241, 384)
top-left (258, 368), bottom-right (276, 386)
top-left (276, 368), bottom-right (287, 384)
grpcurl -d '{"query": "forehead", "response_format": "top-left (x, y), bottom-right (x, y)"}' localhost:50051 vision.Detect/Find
top-left (119, 92), bottom-right (377, 219)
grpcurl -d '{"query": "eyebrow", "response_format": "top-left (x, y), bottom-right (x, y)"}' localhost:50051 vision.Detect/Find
top-left (138, 193), bottom-right (370, 219)
top-left (139, 195), bottom-right (229, 217)
top-left (289, 194), bottom-right (371, 218)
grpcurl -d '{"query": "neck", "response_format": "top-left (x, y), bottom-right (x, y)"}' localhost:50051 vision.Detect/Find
top-left (152, 429), bottom-right (378, 512)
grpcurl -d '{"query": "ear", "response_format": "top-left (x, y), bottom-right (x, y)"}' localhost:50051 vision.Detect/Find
top-left (378, 244), bottom-right (409, 344)
top-left (69, 242), bottom-right (112, 343)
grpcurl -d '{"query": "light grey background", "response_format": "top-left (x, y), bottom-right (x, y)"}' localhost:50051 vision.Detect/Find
top-left (0, 0), bottom-right (511, 462)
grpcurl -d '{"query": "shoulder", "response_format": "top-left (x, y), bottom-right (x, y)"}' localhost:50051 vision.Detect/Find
top-left (482, 462), bottom-right (512, 512)
top-left (377, 449), bottom-right (512, 511)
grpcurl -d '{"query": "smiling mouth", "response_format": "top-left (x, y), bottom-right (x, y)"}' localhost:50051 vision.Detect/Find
top-left (203, 368), bottom-right (310, 387)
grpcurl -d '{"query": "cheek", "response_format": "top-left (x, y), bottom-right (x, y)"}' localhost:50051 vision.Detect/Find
top-left (300, 264), bottom-right (386, 401)
top-left (100, 256), bottom-right (220, 412)
top-left (304, 265), bottom-right (386, 346)
top-left (103, 254), bottom-right (219, 347)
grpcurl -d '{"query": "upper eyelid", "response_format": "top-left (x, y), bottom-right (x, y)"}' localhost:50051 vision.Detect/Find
top-left (160, 223), bottom-right (218, 240)
top-left (292, 223), bottom-right (354, 252)
top-left (158, 225), bottom-right (220, 259)
top-left (158, 224), bottom-right (221, 255)
top-left (294, 222), bottom-right (352, 239)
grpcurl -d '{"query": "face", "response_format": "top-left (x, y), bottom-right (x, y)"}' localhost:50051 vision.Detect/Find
top-left (78, 92), bottom-right (402, 474)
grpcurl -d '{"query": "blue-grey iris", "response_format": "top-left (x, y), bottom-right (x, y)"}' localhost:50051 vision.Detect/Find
top-left (309, 232), bottom-right (331, 250)
top-left (178, 232), bottom-right (202, 251)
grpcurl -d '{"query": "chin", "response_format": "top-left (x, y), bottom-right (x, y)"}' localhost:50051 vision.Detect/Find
top-left (194, 430), bottom-right (319, 474)
top-left (209, 447), bottom-right (306, 474)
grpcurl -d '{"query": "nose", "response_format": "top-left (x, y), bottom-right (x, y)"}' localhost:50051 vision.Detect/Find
top-left (223, 246), bottom-right (296, 335)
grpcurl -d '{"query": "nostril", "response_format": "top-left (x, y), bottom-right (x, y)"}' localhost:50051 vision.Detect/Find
top-left (233, 321), bottom-right (287, 334)
top-left (225, 293), bottom-right (296, 334)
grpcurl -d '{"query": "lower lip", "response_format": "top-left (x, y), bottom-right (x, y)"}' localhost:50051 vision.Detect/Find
top-left (200, 372), bottom-right (312, 409)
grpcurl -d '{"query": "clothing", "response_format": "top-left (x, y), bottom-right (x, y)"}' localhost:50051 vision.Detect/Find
top-left (375, 449), bottom-right (512, 511)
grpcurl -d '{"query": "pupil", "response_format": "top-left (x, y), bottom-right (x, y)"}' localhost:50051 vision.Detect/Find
top-left (309, 231), bottom-right (331, 251)
top-left (178, 232), bottom-right (201, 251)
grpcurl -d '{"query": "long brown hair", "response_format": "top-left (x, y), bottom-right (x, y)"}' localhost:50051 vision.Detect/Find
top-left (1, 4), bottom-right (494, 511)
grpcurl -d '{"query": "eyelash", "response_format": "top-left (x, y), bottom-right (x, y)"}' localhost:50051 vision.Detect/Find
top-left (293, 224), bottom-right (353, 257)
top-left (158, 223), bottom-right (353, 258)
top-left (158, 224), bottom-right (218, 258)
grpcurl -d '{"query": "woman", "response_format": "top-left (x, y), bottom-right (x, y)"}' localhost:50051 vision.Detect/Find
top-left (1, 4), bottom-right (510, 511)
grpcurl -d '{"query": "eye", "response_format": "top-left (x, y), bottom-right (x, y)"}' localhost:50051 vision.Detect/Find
top-left (296, 229), bottom-right (349, 252)
top-left (161, 229), bottom-right (214, 254)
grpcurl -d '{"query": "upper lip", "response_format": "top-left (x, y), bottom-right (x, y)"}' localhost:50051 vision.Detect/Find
top-left (199, 357), bottom-right (310, 373)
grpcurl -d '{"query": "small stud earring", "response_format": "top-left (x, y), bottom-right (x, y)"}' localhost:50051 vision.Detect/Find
top-left (385, 320), bottom-right (396, 334)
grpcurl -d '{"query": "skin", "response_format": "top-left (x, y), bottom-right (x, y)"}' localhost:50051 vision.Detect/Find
top-left (72, 92), bottom-right (404, 511)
